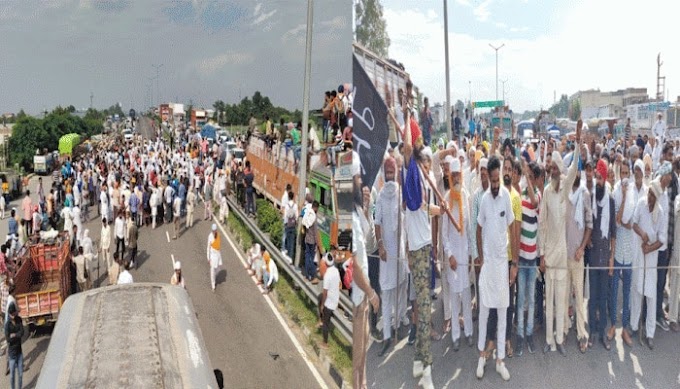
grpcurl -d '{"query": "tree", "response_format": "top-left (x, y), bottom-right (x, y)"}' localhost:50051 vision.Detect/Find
top-left (548, 94), bottom-right (569, 118)
top-left (570, 99), bottom-right (581, 121)
top-left (355, 0), bottom-right (390, 57)
top-left (9, 116), bottom-right (47, 170)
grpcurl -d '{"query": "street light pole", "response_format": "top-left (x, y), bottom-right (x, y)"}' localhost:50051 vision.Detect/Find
top-left (295, 0), bottom-right (313, 271)
top-left (152, 64), bottom-right (164, 106)
top-left (501, 79), bottom-right (508, 103)
top-left (443, 0), bottom-right (452, 142)
top-left (489, 43), bottom-right (505, 101)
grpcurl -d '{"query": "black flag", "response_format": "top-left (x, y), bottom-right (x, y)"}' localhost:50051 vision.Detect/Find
top-left (352, 54), bottom-right (389, 189)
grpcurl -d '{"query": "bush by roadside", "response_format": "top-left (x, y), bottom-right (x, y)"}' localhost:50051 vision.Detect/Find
top-left (255, 198), bottom-right (282, 248)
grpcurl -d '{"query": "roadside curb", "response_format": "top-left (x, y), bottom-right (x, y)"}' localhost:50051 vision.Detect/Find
top-left (207, 197), bottom-right (350, 389)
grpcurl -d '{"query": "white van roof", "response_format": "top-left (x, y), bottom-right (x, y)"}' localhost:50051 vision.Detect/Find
top-left (36, 283), bottom-right (218, 389)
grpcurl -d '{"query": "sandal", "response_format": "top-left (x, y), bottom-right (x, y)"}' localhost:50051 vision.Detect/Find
top-left (430, 330), bottom-right (442, 341)
top-left (587, 337), bottom-right (594, 349)
top-left (579, 338), bottom-right (588, 354)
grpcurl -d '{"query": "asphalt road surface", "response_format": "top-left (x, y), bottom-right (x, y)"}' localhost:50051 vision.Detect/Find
top-left (8, 154), bottom-right (333, 388)
top-left (367, 277), bottom-right (680, 388)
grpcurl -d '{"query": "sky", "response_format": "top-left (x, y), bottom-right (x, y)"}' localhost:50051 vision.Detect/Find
top-left (0, 0), bottom-right (351, 116)
top-left (378, 0), bottom-right (679, 113)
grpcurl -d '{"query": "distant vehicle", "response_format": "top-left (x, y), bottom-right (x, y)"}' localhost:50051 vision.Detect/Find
top-left (217, 129), bottom-right (229, 144)
top-left (36, 283), bottom-right (219, 388)
top-left (33, 151), bottom-right (55, 175)
top-left (232, 148), bottom-right (245, 165)
top-left (123, 128), bottom-right (133, 142)
top-left (223, 141), bottom-right (237, 161)
top-left (201, 125), bottom-right (217, 142)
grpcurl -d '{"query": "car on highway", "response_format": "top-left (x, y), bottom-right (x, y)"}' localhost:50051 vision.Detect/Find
top-left (217, 129), bottom-right (229, 144)
top-left (122, 128), bottom-right (133, 142)
top-left (232, 148), bottom-right (245, 165)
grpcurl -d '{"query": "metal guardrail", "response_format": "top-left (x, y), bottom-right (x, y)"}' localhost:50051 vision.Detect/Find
top-left (225, 196), bottom-right (353, 344)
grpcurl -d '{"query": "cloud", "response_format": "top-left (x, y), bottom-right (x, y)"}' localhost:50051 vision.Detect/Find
top-left (495, 22), bottom-right (507, 29)
top-left (252, 9), bottom-right (276, 25)
top-left (320, 15), bottom-right (347, 31)
top-left (383, 1), bottom-right (680, 112)
top-left (201, 1), bottom-right (247, 32)
top-left (473, 0), bottom-right (492, 22)
top-left (282, 23), bottom-right (305, 42)
top-left (90, 0), bottom-right (132, 12)
top-left (195, 52), bottom-right (255, 75)
top-left (455, 0), bottom-right (471, 6)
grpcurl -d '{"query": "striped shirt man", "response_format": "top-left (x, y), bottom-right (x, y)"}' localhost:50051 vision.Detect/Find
top-left (519, 188), bottom-right (541, 261)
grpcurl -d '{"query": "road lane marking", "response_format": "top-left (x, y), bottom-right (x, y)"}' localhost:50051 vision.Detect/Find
top-left (166, 231), bottom-right (170, 243)
top-left (215, 219), bottom-right (329, 389)
top-left (171, 254), bottom-right (176, 268)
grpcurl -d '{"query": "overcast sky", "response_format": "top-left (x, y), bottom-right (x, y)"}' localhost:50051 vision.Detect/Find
top-left (0, 0), bottom-right (351, 116)
top-left (381, 0), bottom-right (679, 112)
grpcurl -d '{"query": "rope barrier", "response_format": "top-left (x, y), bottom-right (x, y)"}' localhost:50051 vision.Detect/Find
top-left (366, 253), bottom-right (680, 271)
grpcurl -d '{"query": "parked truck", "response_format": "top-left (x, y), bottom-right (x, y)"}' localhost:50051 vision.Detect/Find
top-left (33, 149), bottom-right (55, 175)
top-left (13, 233), bottom-right (72, 327)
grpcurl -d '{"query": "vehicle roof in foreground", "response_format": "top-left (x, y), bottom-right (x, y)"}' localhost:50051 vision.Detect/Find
top-left (36, 283), bottom-right (218, 389)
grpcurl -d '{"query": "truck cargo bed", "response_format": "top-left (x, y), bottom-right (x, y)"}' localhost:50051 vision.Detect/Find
top-left (14, 235), bottom-right (72, 322)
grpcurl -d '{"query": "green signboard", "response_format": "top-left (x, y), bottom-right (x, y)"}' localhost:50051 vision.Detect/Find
top-left (472, 100), bottom-right (504, 108)
top-left (491, 117), bottom-right (512, 125)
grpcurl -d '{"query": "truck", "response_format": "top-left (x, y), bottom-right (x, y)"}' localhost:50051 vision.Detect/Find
top-left (13, 233), bottom-right (72, 327)
top-left (246, 136), bottom-right (353, 253)
top-left (201, 124), bottom-right (218, 145)
top-left (33, 150), bottom-right (54, 175)
top-left (36, 283), bottom-right (219, 388)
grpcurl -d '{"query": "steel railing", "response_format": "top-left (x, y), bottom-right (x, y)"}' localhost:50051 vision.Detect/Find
top-left (224, 195), bottom-right (353, 343)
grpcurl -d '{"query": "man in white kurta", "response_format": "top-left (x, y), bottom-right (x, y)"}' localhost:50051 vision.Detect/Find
top-left (538, 146), bottom-right (580, 355)
top-left (476, 156), bottom-right (513, 381)
top-left (631, 179), bottom-right (666, 349)
top-left (206, 223), bottom-right (223, 291)
top-left (100, 185), bottom-right (109, 222)
top-left (100, 218), bottom-right (112, 270)
top-left (374, 157), bottom-right (408, 356)
top-left (442, 158), bottom-right (474, 349)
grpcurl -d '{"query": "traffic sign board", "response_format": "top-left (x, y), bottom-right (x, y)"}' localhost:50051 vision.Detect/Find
top-left (472, 100), bottom-right (504, 108)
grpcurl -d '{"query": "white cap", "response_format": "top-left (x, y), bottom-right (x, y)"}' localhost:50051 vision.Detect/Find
top-left (450, 158), bottom-right (461, 173)
top-left (443, 155), bottom-right (455, 166)
top-left (447, 141), bottom-right (456, 150)
top-left (479, 158), bottom-right (489, 169)
top-left (324, 252), bottom-right (334, 266)
top-left (174, 261), bottom-right (181, 270)
top-left (212, 223), bottom-right (217, 231)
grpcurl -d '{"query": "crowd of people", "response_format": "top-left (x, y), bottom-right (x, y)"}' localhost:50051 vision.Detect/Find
top-left (351, 89), bottom-right (680, 388)
top-left (0, 119), bottom-right (266, 386)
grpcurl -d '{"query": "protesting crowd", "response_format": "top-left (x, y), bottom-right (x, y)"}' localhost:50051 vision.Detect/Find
top-left (351, 78), bottom-right (680, 389)
top-left (0, 119), bottom-right (279, 387)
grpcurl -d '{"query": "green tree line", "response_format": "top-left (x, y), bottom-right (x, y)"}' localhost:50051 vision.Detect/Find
top-left (8, 106), bottom-right (114, 170)
top-left (210, 91), bottom-right (302, 126)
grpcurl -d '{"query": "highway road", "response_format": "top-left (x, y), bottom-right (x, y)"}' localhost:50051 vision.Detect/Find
top-left (366, 278), bottom-right (680, 388)
top-left (6, 133), bottom-right (334, 388)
